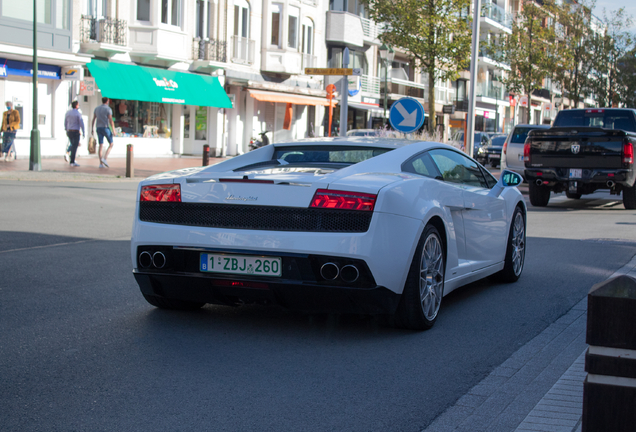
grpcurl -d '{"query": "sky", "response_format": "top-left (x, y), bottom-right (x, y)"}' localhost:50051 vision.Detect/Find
top-left (593, 0), bottom-right (636, 33)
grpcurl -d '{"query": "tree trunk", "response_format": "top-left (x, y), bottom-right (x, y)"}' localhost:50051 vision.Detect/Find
top-left (428, 68), bottom-right (436, 133)
top-left (527, 93), bottom-right (532, 124)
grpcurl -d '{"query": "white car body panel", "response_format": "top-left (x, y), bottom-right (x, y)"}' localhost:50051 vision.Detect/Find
top-left (131, 137), bottom-right (526, 314)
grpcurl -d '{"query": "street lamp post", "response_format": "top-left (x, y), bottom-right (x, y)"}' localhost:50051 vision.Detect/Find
top-left (379, 44), bottom-right (394, 124)
top-left (30, 0), bottom-right (41, 171)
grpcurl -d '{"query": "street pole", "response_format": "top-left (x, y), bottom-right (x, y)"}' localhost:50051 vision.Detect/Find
top-left (29, 0), bottom-right (41, 171)
top-left (339, 47), bottom-right (349, 137)
top-left (466, 0), bottom-right (482, 159)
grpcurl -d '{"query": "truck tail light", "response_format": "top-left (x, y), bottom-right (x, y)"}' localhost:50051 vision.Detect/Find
top-left (623, 141), bottom-right (634, 164)
top-left (310, 189), bottom-right (376, 211)
top-left (140, 184), bottom-right (181, 202)
top-left (523, 142), bottom-right (531, 164)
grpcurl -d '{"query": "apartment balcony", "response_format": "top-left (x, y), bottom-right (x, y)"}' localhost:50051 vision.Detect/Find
top-left (128, 23), bottom-right (189, 64)
top-left (360, 17), bottom-right (383, 45)
top-left (79, 15), bottom-right (131, 56)
top-left (326, 11), bottom-right (364, 48)
top-left (191, 38), bottom-right (227, 72)
top-left (232, 36), bottom-right (255, 65)
top-left (301, 54), bottom-right (318, 69)
top-left (476, 82), bottom-right (508, 102)
top-left (480, 1), bottom-right (513, 33)
top-left (478, 46), bottom-right (510, 69)
top-left (361, 74), bottom-right (381, 95)
top-left (454, 99), bottom-right (470, 112)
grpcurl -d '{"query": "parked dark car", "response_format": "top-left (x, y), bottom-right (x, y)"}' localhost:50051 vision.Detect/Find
top-left (449, 131), bottom-right (492, 163)
top-left (480, 134), bottom-right (507, 168)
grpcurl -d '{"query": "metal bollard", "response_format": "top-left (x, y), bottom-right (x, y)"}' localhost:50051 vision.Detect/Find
top-left (126, 144), bottom-right (134, 178)
top-left (202, 144), bottom-right (210, 166)
top-left (583, 275), bottom-right (636, 432)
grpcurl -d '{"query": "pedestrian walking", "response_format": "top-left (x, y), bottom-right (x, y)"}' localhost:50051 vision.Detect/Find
top-left (2, 101), bottom-right (20, 162)
top-left (64, 101), bottom-right (85, 167)
top-left (91, 97), bottom-right (116, 168)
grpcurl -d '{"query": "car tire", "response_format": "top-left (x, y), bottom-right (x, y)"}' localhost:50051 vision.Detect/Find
top-left (394, 224), bottom-right (445, 331)
top-left (565, 192), bottom-right (582, 200)
top-left (494, 206), bottom-right (526, 283)
top-left (623, 183), bottom-right (636, 209)
top-left (142, 293), bottom-right (205, 310)
top-left (528, 182), bottom-right (551, 207)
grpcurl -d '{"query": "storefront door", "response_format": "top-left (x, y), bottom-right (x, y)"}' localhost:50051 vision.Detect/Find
top-left (182, 105), bottom-right (209, 154)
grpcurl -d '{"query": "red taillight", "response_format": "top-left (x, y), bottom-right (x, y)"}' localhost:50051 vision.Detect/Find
top-left (503, 140), bottom-right (508, 155)
top-left (310, 189), bottom-right (377, 211)
top-left (523, 142), bottom-right (531, 163)
top-left (623, 141), bottom-right (634, 164)
top-left (140, 184), bottom-right (181, 202)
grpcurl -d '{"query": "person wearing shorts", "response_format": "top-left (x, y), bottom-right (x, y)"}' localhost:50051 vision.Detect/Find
top-left (92, 97), bottom-right (116, 168)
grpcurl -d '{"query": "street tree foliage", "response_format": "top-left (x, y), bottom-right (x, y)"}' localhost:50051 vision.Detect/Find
top-left (616, 47), bottom-right (636, 107)
top-left (493, 0), bottom-right (559, 123)
top-left (552, 0), bottom-right (596, 108)
top-left (361, 0), bottom-right (472, 131)
top-left (588, 9), bottom-right (634, 107)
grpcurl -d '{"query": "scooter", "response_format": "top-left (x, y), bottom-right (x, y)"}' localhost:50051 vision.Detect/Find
top-left (249, 131), bottom-right (270, 151)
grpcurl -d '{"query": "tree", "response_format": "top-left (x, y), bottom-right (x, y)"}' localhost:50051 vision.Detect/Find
top-left (361, 0), bottom-right (472, 132)
top-left (616, 47), bottom-right (636, 107)
top-left (589, 8), bottom-right (634, 107)
top-left (552, 0), bottom-right (596, 108)
top-left (493, 0), bottom-right (559, 124)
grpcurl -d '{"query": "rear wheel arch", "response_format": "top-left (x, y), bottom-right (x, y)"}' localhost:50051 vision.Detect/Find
top-left (426, 216), bottom-right (447, 267)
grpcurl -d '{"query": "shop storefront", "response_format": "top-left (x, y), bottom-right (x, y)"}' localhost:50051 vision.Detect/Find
top-left (0, 58), bottom-right (80, 157)
top-left (85, 60), bottom-right (232, 156)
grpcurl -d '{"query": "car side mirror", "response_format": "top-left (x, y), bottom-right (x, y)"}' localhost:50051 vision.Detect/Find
top-left (488, 170), bottom-right (523, 198)
top-left (501, 170), bottom-right (522, 187)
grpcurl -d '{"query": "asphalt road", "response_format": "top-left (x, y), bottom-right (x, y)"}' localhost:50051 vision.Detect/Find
top-left (1, 178), bottom-right (635, 432)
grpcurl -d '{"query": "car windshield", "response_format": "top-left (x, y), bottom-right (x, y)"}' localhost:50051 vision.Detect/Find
top-left (553, 110), bottom-right (636, 132)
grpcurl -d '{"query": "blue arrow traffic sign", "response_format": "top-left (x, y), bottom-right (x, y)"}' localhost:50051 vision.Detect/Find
top-left (389, 97), bottom-right (425, 134)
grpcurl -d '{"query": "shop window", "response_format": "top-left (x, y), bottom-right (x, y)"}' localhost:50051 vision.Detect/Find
top-left (271, 3), bottom-right (282, 47)
top-left (161, 0), bottom-right (181, 26)
top-left (137, 0), bottom-right (150, 21)
top-left (288, 6), bottom-right (299, 49)
top-left (112, 99), bottom-right (172, 138)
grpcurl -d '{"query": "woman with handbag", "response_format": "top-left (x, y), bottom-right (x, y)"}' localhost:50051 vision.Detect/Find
top-left (2, 101), bottom-right (20, 161)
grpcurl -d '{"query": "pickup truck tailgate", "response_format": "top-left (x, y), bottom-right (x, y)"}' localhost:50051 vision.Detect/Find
top-left (526, 127), bottom-right (625, 169)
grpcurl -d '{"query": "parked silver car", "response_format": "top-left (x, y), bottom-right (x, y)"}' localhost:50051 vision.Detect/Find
top-left (501, 124), bottom-right (551, 178)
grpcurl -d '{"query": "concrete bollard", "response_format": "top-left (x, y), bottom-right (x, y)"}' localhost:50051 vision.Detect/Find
top-left (583, 275), bottom-right (636, 432)
top-left (126, 144), bottom-right (134, 178)
top-left (202, 144), bottom-right (210, 166)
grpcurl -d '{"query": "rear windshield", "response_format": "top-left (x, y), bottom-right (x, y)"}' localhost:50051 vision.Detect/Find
top-left (273, 146), bottom-right (392, 165)
top-left (510, 127), bottom-right (545, 143)
top-left (553, 110), bottom-right (636, 132)
top-left (491, 136), bottom-right (506, 146)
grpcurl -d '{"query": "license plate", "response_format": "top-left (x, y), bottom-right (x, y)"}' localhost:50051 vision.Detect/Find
top-left (518, 155), bottom-right (525, 161)
top-left (569, 169), bottom-right (582, 179)
top-left (200, 253), bottom-right (282, 277)
top-left (489, 154), bottom-right (501, 159)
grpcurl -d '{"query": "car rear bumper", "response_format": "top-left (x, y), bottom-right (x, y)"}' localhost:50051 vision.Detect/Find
top-left (133, 270), bottom-right (401, 315)
top-left (525, 168), bottom-right (635, 189)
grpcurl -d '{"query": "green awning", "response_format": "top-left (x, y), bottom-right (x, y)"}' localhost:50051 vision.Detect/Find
top-left (86, 59), bottom-right (232, 108)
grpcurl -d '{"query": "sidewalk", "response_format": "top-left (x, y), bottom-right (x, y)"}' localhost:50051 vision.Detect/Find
top-left (424, 255), bottom-right (636, 432)
top-left (0, 154), bottom-right (229, 181)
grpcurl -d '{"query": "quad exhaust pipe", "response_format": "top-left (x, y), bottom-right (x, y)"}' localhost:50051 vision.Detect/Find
top-left (320, 262), bottom-right (360, 283)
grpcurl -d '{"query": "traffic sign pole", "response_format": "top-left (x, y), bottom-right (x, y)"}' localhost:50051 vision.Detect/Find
top-left (339, 48), bottom-right (349, 137)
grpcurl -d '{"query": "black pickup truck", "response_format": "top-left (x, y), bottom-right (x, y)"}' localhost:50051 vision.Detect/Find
top-left (523, 108), bottom-right (636, 209)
